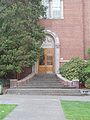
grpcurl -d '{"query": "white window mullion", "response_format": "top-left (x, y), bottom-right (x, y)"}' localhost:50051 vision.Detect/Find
top-left (51, 0), bottom-right (61, 19)
top-left (60, 0), bottom-right (64, 19)
top-left (49, 0), bottom-right (52, 18)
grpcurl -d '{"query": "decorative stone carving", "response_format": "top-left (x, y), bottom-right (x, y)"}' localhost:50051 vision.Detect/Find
top-left (55, 44), bottom-right (60, 48)
top-left (41, 35), bottom-right (54, 48)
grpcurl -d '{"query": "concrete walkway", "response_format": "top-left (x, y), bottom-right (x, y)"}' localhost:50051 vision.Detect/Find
top-left (1, 95), bottom-right (90, 120)
top-left (0, 95), bottom-right (65, 120)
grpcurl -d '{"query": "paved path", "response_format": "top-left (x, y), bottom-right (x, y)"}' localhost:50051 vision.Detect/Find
top-left (1, 95), bottom-right (90, 120)
top-left (0, 95), bottom-right (65, 120)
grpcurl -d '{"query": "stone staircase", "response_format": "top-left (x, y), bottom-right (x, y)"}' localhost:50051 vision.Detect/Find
top-left (7, 74), bottom-right (81, 96)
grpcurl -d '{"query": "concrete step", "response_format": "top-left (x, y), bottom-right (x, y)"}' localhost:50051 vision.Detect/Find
top-left (29, 74), bottom-right (60, 80)
top-left (28, 80), bottom-right (62, 82)
top-left (7, 88), bottom-right (81, 96)
top-left (13, 86), bottom-right (76, 89)
top-left (29, 79), bottom-right (60, 81)
top-left (19, 85), bottom-right (64, 88)
top-left (29, 79), bottom-right (61, 81)
top-left (25, 83), bottom-right (64, 86)
top-left (28, 82), bottom-right (63, 85)
top-left (14, 85), bottom-right (64, 89)
top-left (7, 73), bottom-right (78, 95)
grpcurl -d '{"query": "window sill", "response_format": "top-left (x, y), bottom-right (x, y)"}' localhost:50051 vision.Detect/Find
top-left (39, 17), bottom-right (64, 20)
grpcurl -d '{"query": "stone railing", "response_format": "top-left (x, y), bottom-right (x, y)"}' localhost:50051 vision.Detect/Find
top-left (10, 64), bottom-right (36, 88)
top-left (10, 72), bottom-right (35, 88)
top-left (56, 74), bottom-right (79, 88)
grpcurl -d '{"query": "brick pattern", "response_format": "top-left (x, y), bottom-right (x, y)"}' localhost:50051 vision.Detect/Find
top-left (40, 0), bottom-right (90, 62)
top-left (83, 0), bottom-right (90, 59)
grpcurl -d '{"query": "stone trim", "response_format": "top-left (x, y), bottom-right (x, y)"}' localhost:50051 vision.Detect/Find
top-left (45, 30), bottom-right (60, 73)
top-left (57, 74), bottom-right (79, 88)
top-left (60, 59), bottom-right (69, 63)
top-left (17, 72), bottom-right (35, 86)
top-left (10, 72), bottom-right (35, 88)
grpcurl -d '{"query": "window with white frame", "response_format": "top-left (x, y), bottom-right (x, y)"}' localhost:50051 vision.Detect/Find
top-left (42, 0), bottom-right (63, 19)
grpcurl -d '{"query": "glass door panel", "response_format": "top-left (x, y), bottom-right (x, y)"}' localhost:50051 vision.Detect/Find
top-left (39, 48), bottom-right (54, 73)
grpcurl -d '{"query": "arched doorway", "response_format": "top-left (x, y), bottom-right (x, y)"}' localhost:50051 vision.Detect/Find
top-left (38, 35), bottom-right (54, 73)
top-left (38, 30), bottom-right (60, 74)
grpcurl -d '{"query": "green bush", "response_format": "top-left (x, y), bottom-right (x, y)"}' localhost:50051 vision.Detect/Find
top-left (87, 48), bottom-right (90, 55)
top-left (85, 58), bottom-right (90, 78)
top-left (85, 48), bottom-right (90, 77)
top-left (60, 57), bottom-right (88, 83)
top-left (85, 78), bottom-right (90, 88)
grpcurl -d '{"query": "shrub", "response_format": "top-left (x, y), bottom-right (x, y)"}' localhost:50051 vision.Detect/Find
top-left (87, 48), bottom-right (90, 55)
top-left (60, 57), bottom-right (88, 83)
top-left (85, 78), bottom-right (90, 88)
top-left (85, 63), bottom-right (90, 78)
top-left (85, 47), bottom-right (90, 77)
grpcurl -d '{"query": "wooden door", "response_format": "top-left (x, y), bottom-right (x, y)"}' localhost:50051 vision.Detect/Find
top-left (38, 48), bottom-right (54, 73)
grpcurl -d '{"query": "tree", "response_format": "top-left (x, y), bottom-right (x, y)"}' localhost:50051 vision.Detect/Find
top-left (0, 0), bottom-right (46, 78)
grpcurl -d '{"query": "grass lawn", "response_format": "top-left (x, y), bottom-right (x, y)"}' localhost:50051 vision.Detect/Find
top-left (0, 104), bottom-right (16, 120)
top-left (61, 100), bottom-right (90, 120)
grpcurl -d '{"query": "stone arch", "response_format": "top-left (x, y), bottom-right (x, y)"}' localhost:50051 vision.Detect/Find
top-left (45, 30), bottom-right (60, 73)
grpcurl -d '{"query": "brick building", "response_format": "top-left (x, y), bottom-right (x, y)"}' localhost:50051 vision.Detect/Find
top-left (10, 0), bottom-right (90, 89)
top-left (37, 0), bottom-right (90, 74)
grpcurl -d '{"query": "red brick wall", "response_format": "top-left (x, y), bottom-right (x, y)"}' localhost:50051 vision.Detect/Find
top-left (40, 0), bottom-right (85, 61)
top-left (83, 0), bottom-right (90, 59)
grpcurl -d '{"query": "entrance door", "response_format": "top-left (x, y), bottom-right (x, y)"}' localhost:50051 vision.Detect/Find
top-left (38, 48), bottom-right (54, 73)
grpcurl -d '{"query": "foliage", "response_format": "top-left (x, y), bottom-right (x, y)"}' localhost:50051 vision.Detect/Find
top-left (85, 62), bottom-right (90, 78)
top-left (0, 0), bottom-right (46, 77)
top-left (87, 48), bottom-right (90, 55)
top-left (85, 48), bottom-right (90, 77)
top-left (85, 78), bottom-right (90, 88)
top-left (60, 57), bottom-right (88, 83)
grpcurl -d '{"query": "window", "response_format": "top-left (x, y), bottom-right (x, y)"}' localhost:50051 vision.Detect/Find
top-left (42, 0), bottom-right (63, 19)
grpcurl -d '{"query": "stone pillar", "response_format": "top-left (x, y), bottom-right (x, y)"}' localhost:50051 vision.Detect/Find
top-left (55, 44), bottom-right (60, 73)
top-left (72, 80), bottom-right (79, 88)
top-left (35, 61), bottom-right (38, 74)
top-left (10, 79), bottom-right (18, 88)
top-left (32, 64), bottom-right (35, 73)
